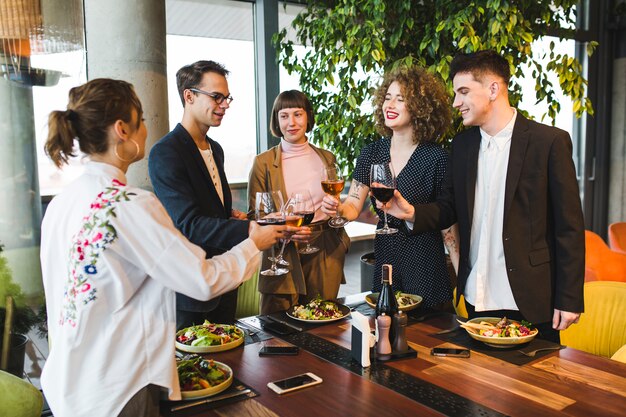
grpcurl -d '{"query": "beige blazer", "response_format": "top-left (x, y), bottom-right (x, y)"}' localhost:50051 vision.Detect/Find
top-left (248, 143), bottom-right (350, 297)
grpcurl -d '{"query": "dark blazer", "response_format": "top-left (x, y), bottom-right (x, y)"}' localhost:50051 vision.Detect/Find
top-left (411, 113), bottom-right (585, 323)
top-left (149, 123), bottom-right (249, 312)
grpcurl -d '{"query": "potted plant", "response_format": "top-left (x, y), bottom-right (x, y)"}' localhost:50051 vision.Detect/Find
top-left (0, 243), bottom-right (44, 377)
top-left (274, 0), bottom-right (595, 173)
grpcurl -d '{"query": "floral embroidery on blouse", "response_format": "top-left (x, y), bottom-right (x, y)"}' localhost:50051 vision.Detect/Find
top-left (60, 179), bottom-right (136, 327)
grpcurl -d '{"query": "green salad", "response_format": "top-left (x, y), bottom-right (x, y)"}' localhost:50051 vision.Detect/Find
top-left (176, 321), bottom-right (243, 347)
top-left (292, 297), bottom-right (344, 320)
top-left (177, 355), bottom-right (229, 391)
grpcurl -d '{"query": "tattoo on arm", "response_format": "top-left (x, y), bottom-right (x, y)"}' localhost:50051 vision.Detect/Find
top-left (349, 181), bottom-right (364, 199)
top-left (442, 228), bottom-right (458, 254)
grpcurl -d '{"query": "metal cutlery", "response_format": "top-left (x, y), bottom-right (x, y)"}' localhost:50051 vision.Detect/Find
top-left (170, 388), bottom-right (252, 412)
top-left (517, 346), bottom-right (564, 357)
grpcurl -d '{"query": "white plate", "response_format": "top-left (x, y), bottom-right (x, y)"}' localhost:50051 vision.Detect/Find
top-left (364, 292), bottom-right (423, 312)
top-left (179, 361), bottom-right (233, 400)
top-left (286, 302), bottom-right (351, 323)
top-left (175, 325), bottom-right (244, 353)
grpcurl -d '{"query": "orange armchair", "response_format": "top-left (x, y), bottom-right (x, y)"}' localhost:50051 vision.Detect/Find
top-left (584, 230), bottom-right (626, 282)
top-left (608, 222), bottom-right (626, 254)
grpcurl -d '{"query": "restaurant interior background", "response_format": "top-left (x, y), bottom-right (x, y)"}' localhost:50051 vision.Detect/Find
top-left (0, 0), bottom-right (625, 359)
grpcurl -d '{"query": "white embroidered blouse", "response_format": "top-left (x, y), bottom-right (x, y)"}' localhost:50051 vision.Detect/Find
top-left (40, 161), bottom-right (259, 417)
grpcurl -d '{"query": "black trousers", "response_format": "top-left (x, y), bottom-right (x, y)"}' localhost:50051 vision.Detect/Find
top-left (465, 302), bottom-right (560, 343)
top-left (176, 288), bottom-right (239, 330)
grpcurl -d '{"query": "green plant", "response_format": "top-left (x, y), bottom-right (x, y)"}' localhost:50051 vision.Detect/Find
top-left (274, 0), bottom-right (596, 173)
top-left (0, 243), bottom-right (43, 339)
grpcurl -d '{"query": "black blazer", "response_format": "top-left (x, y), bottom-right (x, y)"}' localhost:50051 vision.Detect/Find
top-left (149, 123), bottom-right (249, 312)
top-left (411, 113), bottom-right (585, 323)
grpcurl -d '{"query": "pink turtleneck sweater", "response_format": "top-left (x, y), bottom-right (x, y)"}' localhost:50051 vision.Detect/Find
top-left (280, 139), bottom-right (327, 222)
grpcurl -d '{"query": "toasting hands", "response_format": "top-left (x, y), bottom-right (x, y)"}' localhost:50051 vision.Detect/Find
top-left (248, 221), bottom-right (299, 251)
top-left (373, 190), bottom-right (415, 221)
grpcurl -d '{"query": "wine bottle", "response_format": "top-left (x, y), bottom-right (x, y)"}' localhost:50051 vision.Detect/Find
top-left (375, 264), bottom-right (398, 318)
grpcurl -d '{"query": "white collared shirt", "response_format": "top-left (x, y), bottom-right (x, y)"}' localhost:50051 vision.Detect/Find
top-left (40, 161), bottom-right (259, 417)
top-left (199, 145), bottom-right (224, 204)
top-left (465, 110), bottom-right (518, 311)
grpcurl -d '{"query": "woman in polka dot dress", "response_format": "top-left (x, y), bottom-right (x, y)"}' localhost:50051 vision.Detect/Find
top-left (321, 66), bottom-right (459, 308)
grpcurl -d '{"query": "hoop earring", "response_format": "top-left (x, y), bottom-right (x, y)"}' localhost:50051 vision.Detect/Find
top-left (114, 139), bottom-right (140, 162)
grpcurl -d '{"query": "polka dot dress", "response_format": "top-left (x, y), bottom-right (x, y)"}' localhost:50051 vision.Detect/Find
top-left (353, 138), bottom-right (452, 307)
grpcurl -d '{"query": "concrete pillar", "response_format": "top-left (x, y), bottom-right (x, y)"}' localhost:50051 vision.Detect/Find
top-left (254, 0), bottom-right (280, 152)
top-left (0, 67), bottom-right (43, 300)
top-left (608, 25), bottom-right (626, 224)
top-left (84, 0), bottom-right (169, 190)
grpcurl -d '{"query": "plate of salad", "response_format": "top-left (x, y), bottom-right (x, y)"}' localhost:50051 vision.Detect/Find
top-left (175, 321), bottom-right (244, 353)
top-left (365, 292), bottom-right (423, 312)
top-left (176, 355), bottom-right (233, 400)
top-left (459, 317), bottom-right (538, 348)
top-left (287, 297), bottom-right (351, 322)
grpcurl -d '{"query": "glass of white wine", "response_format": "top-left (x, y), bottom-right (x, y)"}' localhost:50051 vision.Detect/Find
top-left (321, 163), bottom-right (348, 228)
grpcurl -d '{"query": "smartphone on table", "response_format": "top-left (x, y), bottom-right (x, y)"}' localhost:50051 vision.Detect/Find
top-left (267, 372), bottom-right (323, 394)
top-left (259, 345), bottom-right (300, 356)
top-left (430, 347), bottom-right (471, 358)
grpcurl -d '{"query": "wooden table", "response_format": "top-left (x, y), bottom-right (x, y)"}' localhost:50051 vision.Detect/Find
top-left (177, 294), bottom-right (626, 417)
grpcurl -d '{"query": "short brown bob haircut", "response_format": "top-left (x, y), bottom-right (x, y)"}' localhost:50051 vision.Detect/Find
top-left (373, 66), bottom-right (451, 145)
top-left (269, 90), bottom-right (315, 138)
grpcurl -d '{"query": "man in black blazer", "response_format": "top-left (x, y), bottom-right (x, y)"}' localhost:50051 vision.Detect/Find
top-left (149, 60), bottom-right (250, 328)
top-left (385, 51), bottom-right (584, 342)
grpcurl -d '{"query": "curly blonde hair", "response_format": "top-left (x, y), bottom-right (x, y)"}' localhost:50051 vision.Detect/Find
top-left (373, 66), bottom-right (451, 145)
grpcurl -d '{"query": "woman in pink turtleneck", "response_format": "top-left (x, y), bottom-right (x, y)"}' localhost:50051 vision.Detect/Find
top-left (248, 90), bottom-right (350, 314)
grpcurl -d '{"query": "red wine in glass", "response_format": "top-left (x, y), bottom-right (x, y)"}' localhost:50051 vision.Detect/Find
top-left (370, 186), bottom-right (394, 204)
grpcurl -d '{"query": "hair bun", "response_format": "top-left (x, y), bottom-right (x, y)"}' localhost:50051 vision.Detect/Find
top-left (66, 109), bottom-right (78, 121)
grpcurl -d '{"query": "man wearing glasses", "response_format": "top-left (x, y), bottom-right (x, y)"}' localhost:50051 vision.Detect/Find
top-left (149, 60), bottom-right (249, 328)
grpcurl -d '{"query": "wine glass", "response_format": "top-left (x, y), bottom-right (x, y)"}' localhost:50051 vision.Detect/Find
top-left (321, 163), bottom-right (348, 228)
top-left (370, 163), bottom-right (398, 235)
top-left (294, 191), bottom-right (320, 255)
top-left (256, 191), bottom-right (289, 276)
top-left (268, 196), bottom-right (304, 266)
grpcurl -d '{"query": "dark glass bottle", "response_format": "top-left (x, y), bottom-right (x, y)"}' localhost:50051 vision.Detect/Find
top-left (375, 264), bottom-right (398, 318)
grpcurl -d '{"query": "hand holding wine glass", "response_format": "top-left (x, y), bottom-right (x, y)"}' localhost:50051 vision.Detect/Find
top-left (321, 163), bottom-right (348, 228)
top-left (256, 191), bottom-right (288, 276)
top-left (291, 191), bottom-right (320, 255)
top-left (269, 196), bottom-right (304, 267)
top-left (370, 163), bottom-right (398, 235)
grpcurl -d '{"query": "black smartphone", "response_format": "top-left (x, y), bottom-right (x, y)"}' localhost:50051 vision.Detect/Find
top-left (259, 346), bottom-right (300, 356)
top-left (430, 347), bottom-right (471, 358)
top-left (261, 320), bottom-right (295, 335)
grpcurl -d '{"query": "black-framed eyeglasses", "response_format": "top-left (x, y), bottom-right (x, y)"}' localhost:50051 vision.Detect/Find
top-left (189, 88), bottom-right (234, 105)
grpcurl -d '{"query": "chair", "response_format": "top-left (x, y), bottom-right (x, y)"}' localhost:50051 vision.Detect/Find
top-left (611, 344), bottom-right (626, 363)
top-left (453, 287), bottom-right (468, 319)
top-left (584, 230), bottom-right (626, 282)
top-left (0, 370), bottom-right (43, 417)
top-left (608, 222), bottom-right (626, 254)
top-left (560, 281), bottom-right (626, 358)
top-left (235, 271), bottom-right (260, 318)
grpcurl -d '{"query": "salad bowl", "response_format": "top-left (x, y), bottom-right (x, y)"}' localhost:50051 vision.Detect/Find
top-left (178, 358), bottom-right (233, 400)
top-left (175, 322), bottom-right (244, 353)
top-left (365, 292), bottom-right (423, 312)
top-left (286, 298), bottom-right (351, 323)
top-left (462, 317), bottom-right (538, 348)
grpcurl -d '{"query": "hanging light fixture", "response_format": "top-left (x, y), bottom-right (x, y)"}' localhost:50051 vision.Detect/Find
top-left (0, 0), bottom-right (83, 86)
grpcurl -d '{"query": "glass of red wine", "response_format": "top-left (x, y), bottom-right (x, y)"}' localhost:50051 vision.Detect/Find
top-left (255, 191), bottom-right (289, 276)
top-left (292, 191), bottom-right (320, 255)
top-left (370, 163), bottom-right (398, 235)
top-left (321, 163), bottom-right (348, 228)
